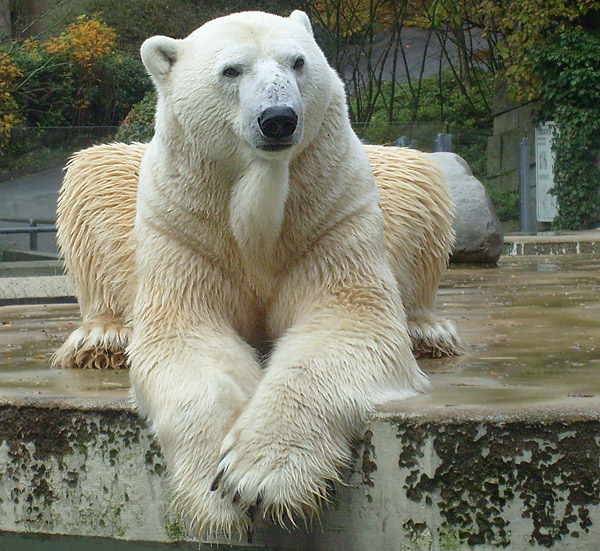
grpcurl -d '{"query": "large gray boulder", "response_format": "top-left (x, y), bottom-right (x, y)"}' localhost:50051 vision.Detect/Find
top-left (430, 152), bottom-right (503, 263)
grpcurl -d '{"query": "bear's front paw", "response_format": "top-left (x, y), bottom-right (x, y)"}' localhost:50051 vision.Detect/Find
top-left (212, 417), bottom-right (346, 525)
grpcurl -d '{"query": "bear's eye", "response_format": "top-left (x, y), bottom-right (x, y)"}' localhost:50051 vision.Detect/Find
top-left (222, 67), bottom-right (241, 78)
top-left (293, 57), bottom-right (305, 71)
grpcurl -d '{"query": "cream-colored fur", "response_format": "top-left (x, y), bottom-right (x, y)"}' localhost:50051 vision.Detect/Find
top-left (367, 145), bottom-right (461, 358)
top-left (55, 143), bottom-right (460, 367)
top-left (54, 10), bottom-right (461, 536)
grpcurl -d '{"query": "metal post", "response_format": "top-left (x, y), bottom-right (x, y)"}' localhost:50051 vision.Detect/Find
top-left (29, 218), bottom-right (38, 251)
top-left (434, 133), bottom-right (452, 152)
top-left (519, 138), bottom-right (532, 232)
top-left (395, 136), bottom-right (412, 148)
top-left (443, 133), bottom-right (452, 152)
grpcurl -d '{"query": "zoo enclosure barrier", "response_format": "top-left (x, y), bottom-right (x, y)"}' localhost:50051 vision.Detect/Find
top-left (352, 121), bottom-right (455, 152)
top-left (0, 218), bottom-right (57, 251)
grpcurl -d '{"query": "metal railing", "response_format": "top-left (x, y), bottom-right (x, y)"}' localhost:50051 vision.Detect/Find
top-left (0, 218), bottom-right (57, 251)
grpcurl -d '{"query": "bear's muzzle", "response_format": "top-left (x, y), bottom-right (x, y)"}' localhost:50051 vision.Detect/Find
top-left (258, 106), bottom-right (298, 149)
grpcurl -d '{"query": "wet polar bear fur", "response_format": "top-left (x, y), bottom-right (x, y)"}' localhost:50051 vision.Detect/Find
top-left (55, 10), bottom-right (461, 535)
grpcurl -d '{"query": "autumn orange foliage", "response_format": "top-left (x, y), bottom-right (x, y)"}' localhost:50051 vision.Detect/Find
top-left (0, 56), bottom-right (23, 153)
top-left (64, 15), bottom-right (117, 69)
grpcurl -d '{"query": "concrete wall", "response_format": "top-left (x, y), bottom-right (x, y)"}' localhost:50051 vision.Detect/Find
top-left (1, 399), bottom-right (599, 550)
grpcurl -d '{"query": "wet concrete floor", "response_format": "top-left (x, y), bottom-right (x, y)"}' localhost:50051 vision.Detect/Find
top-left (403, 253), bottom-right (600, 415)
top-left (0, 303), bottom-right (129, 401)
top-left (1, 254), bottom-right (599, 412)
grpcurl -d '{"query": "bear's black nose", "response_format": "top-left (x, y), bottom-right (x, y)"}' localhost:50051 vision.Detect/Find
top-left (258, 106), bottom-right (298, 140)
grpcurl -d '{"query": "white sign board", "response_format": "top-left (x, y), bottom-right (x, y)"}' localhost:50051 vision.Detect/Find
top-left (535, 122), bottom-right (558, 222)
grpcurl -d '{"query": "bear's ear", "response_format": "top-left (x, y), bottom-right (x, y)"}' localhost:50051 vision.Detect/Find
top-left (140, 35), bottom-right (179, 84)
top-left (289, 10), bottom-right (313, 37)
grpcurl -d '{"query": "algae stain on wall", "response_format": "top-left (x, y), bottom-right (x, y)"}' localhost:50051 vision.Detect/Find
top-left (395, 420), bottom-right (600, 548)
top-left (0, 406), bottom-right (171, 542)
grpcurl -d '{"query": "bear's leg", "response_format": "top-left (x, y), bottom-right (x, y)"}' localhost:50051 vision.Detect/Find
top-left (53, 314), bottom-right (131, 369)
top-left (129, 232), bottom-right (264, 536)
top-left (213, 230), bottom-right (429, 523)
top-left (384, 232), bottom-right (464, 358)
top-left (385, 247), bottom-right (464, 358)
top-left (129, 322), bottom-right (263, 536)
top-left (54, 143), bottom-right (141, 369)
top-left (370, 144), bottom-right (464, 358)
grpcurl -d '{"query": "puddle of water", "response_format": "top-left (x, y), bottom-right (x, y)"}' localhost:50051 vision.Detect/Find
top-left (411, 254), bottom-right (600, 410)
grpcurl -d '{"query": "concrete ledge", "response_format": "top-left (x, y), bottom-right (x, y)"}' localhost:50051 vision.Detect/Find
top-left (0, 261), bottom-right (64, 279)
top-left (2, 254), bottom-right (599, 549)
top-left (504, 231), bottom-right (600, 256)
top-left (0, 275), bottom-right (74, 306)
top-left (1, 398), bottom-right (600, 550)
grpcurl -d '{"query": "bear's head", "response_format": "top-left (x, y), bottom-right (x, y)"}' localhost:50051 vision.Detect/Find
top-left (141, 11), bottom-right (339, 163)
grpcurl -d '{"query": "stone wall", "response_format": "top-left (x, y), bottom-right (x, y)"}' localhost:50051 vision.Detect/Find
top-left (487, 102), bottom-right (536, 194)
top-left (486, 87), bottom-right (543, 229)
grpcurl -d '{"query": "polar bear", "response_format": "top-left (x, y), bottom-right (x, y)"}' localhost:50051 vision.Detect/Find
top-left (54, 11), bottom-right (461, 534)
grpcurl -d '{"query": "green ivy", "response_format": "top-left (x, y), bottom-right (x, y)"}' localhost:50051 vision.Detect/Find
top-left (531, 27), bottom-right (600, 230)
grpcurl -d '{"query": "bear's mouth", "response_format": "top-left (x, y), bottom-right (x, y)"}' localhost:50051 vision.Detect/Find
top-left (259, 141), bottom-right (294, 151)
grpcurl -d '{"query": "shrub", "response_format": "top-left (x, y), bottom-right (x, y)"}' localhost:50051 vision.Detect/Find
top-left (0, 14), bottom-right (152, 166)
top-left (0, 56), bottom-right (23, 155)
top-left (64, 14), bottom-right (117, 68)
top-left (115, 91), bottom-right (157, 143)
top-left (6, 15), bottom-right (151, 129)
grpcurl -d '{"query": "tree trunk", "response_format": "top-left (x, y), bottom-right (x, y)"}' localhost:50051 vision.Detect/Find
top-left (0, 0), bottom-right (11, 39)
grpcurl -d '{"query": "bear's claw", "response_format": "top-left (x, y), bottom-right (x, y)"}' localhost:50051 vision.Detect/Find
top-left (210, 470), bottom-right (224, 492)
top-left (212, 415), bottom-right (345, 527)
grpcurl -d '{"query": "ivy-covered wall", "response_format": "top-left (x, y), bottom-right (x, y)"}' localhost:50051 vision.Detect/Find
top-left (530, 27), bottom-right (600, 231)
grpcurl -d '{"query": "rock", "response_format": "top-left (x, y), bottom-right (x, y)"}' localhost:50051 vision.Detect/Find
top-left (430, 152), bottom-right (503, 263)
